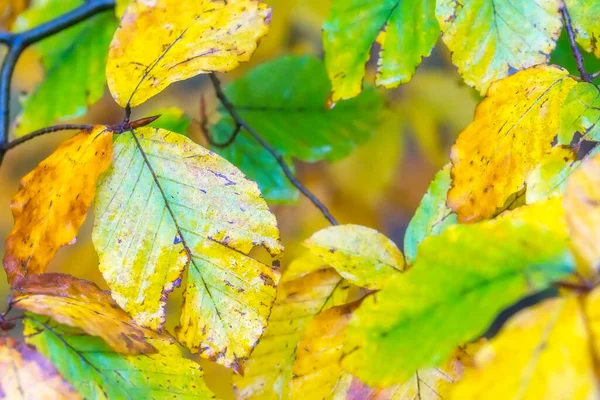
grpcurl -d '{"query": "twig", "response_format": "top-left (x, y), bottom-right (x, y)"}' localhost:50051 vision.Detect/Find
top-left (561, 6), bottom-right (597, 87)
top-left (1, 124), bottom-right (94, 152)
top-left (198, 93), bottom-right (242, 147)
top-left (209, 74), bottom-right (339, 226)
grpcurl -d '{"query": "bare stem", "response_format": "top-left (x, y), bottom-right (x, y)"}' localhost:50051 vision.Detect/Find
top-left (561, 6), bottom-right (597, 87)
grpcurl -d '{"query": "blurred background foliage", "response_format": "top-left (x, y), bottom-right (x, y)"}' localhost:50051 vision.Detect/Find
top-left (2, 0), bottom-right (595, 397)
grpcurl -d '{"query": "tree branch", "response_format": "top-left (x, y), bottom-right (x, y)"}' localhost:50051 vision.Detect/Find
top-left (561, 6), bottom-right (597, 86)
top-left (0, 0), bottom-right (115, 164)
top-left (1, 124), bottom-right (95, 152)
top-left (209, 74), bottom-right (339, 226)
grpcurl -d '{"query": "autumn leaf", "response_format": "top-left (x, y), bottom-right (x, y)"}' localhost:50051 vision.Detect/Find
top-left (526, 146), bottom-right (578, 204)
top-left (24, 315), bottom-right (216, 399)
top-left (341, 219), bottom-right (574, 387)
top-left (11, 273), bottom-right (156, 355)
top-left (4, 127), bottom-right (113, 284)
top-left (282, 251), bottom-right (328, 283)
top-left (107, 0), bottom-right (271, 108)
top-left (564, 0), bottom-right (600, 58)
top-left (322, 0), bottom-right (439, 101)
top-left (496, 197), bottom-right (568, 240)
top-left (559, 82), bottom-right (600, 145)
top-left (451, 296), bottom-right (598, 399)
top-left (404, 164), bottom-right (457, 265)
top-left (148, 107), bottom-right (191, 136)
top-left (550, 29), bottom-right (600, 78)
top-left (92, 127), bottom-right (282, 370)
top-left (436, 0), bottom-right (562, 93)
top-left (233, 269), bottom-right (349, 399)
top-left (13, 0), bottom-right (117, 136)
top-left (448, 66), bottom-right (576, 222)
top-left (304, 224), bottom-right (405, 290)
top-left (0, 337), bottom-right (79, 400)
top-left (564, 152), bottom-right (600, 277)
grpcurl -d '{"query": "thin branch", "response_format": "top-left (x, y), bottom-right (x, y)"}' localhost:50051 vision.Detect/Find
top-left (1, 124), bottom-right (94, 151)
top-left (561, 6), bottom-right (597, 86)
top-left (209, 74), bottom-right (339, 226)
top-left (198, 92), bottom-right (242, 147)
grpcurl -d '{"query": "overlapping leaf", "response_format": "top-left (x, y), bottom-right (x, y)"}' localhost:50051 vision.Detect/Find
top-left (342, 219), bottom-right (574, 387)
top-left (436, 0), bottom-right (562, 93)
top-left (11, 273), bottom-right (155, 355)
top-left (24, 315), bottom-right (215, 399)
top-left (0, 337), bottom-right (79, 400)
top-left (4, 127), bottom-right (112, 284)
top-left (564, 0), bottom-right (600, 58)
top-left (13, 0), bottom-right (117, 136)
top-left (559, 82), bottom-right (600, 145)
top-left (93, 127), bottom-right (282, 370)
top-left (107, 0), bottom-right (271, 107)
top-left (526, 146), bottom-right (578, 204)
top-left (448, 66), bottom-right (576, 222)
top-left (233, 269), bottom-right (348, 399)
top-left (322, 0), bottom-right (439, 101)
top-left (304, 224), bottom-right (404, 290)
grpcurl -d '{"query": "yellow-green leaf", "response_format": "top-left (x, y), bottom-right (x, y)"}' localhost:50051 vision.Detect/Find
top-left (304, 225), bottom-right (404, 290)
top-left (559, 82), bottom-right (600, 145)
top-left (448, 66), bottom-right (576, 222)
top-left (107, 0), bottom-right (271, 107)
top-left (436, 0), bottom-right (562, 93)
top-left (564, 0), bottom-right (600, 58)
top-left (3, 127), bottom-right (113, 284)
top-left (11, 273), bottom-right (156, 355)
top-left (451, 296), bottom-right (598, 399)
top-left (0, 337), bottom-right (79, 400)
top-left (93, 127), bottom-right (282, 370)
top-left (526, 146), bottom-right (578, 204)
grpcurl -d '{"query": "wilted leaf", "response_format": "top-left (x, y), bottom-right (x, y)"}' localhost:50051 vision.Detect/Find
top-left (290, 302), bottom-right (359, 399)
top-left (11, 273), bottom-right (156, 355)
top-left (0, 337), bottom-right (79, 400)
top-left (436, 0), bottom-right (562, 93)
top-left (564, 152), bottom-right (600, 277)
top-left (93, 127), bottom-right (282, 370)
top-left (448, 66), bottom-right (576, 222)
top-left (404, 164), bottom-right (457, 265)
top-left (4, 127), bottom-right (113, 284)
top-left (559, 82), bottom-right (600, 145)
top-left (342, 219), bottom-right (574, 387)
top-left (564, 0), bottom-right (600, 58)
top-left (304, 224), bottom-right (404, 290)
top-left (107, 0), bottom-right (271, 107)
top-left (526, 146), bottom-right (578, 204)
top-left (322, 0), bottom-right (439, 100)
top-left (24, 315), bottom-right (215, 399)
top-left (14, 0), bottom-right (117, 136)
top-left (451, 296), bottom-right (598, 399)
top-left (233, 269), bottom-right (348, 399)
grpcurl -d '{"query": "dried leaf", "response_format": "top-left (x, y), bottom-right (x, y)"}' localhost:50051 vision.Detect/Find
top-left (4, 127), bottom-right (113, 284)
top-left (11, 273), bottom-right (156, 355)
top-left (107, 0), bottom-right (271, 107)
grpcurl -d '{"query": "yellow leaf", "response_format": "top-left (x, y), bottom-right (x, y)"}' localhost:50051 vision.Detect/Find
top-left (526, 146), bottom-right (578, 205)
top-left (304, 224), bottom-right (405, 290)
top-left (0, 337), bottom-right (80, 400)
top-left (497, 197), bottom-right (568, 239)
top-left (448, 66), bottom-right (576, 222)
top-left (584, 287), bottom-right (600, 364)
top-left (11, 273), bottom-right (156, 355)
top-left (3, 127), bottom-right (113, 284)
top-left (107, 0), bottom-right (271, 108)
top-left (564, 152), bottom-right (600, 277)
top-left (451, 296), bottom-right (598, 399)
top-left (233, 269), bottom-right (348, 399)
top-left (282, 251), bottom-right (328, 283)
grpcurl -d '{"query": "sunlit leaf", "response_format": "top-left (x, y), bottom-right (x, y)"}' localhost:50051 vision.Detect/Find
top-left (93, 127), bottom-right (282, 370)
top-left (436, 0), bottom-right (562, 93)
top-left (448, 66), bottom-right (576, 222)
top-left (526, 146), bottom-right (578, 204)
top-left (559, 82), bottom-right (600, 145)
top-left (149, 107), bottom-right (192, 136)
top-left (342, 219), bottom-right (574, 386)
top-left (24, 315), bottom-right (216, 399)
top-left (11, 273), bottom-right (156, 355)
top-left (0, 337), bottom-right (79, 400)
top-left (233, 269), bottom-right (349, 399)
top-left (451, 296), bottom-right (598, 399)
top-left (304, 224), bottom-right (404, 290)
top-left (497, 197), bottom-right (568, 240)
top-left (322, 0), bottom-right (439, 100)
top-left (564, 0), bottom-right (600, 58)
top-left (282, 251), bottom-right (327, 283)
top-left (550, 29), bottom-right (600, 80)
top-left (4, 127), bottom-right (112, 284)
top-left (107, 0), bottom-right (271, 107)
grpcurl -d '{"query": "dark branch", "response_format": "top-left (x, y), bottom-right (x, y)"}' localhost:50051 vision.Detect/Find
top-left (198, 92), bottom-right (242, 148)
top-left (1, 124), bottom-right (94, 152)
top-left (209, 74), bottom-right (339, 226)
top-left (561, 6), bottom-right (597, 86)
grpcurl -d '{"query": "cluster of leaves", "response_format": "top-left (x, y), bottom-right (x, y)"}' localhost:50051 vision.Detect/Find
top-left (2, 0), bottom-right (600, 399)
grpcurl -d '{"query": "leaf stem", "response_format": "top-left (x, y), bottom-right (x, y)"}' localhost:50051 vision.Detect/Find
top-left (561, 6), bottom-right (597, 87)
top-left (208, 74), bottom-right (339, 226)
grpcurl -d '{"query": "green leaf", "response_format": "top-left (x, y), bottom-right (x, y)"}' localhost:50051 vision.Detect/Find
top-left (436, 0), bottom-right (562, 93)
top-left (342, 219), bottom-right (575, 387)
top-left (322, 0), bottom-right (439, 101)
top-left (24, 314), bottom-right (215, 400)
top-left (550, 29), bottom-right (600, 80)
top-left (404, 164), bottom-right (457, 265)
top-left (526, 146), bottom-right (578, 204)
top-left (559, 82), bottom-right (600, 145)
top-left (149, 107), bottom-right (192, 136)
top-left (564, 0), bottom-right (600, 58)
top-left (13, 0), bottom-right (117, 136)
